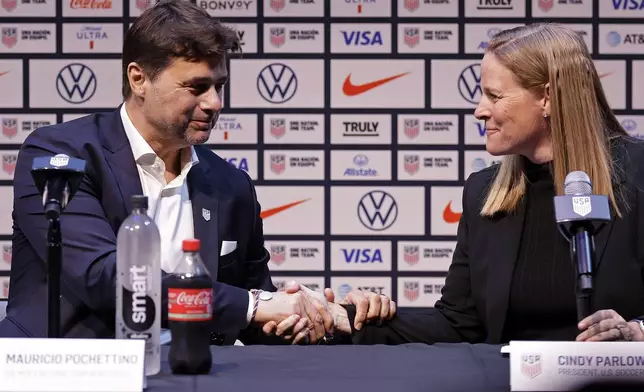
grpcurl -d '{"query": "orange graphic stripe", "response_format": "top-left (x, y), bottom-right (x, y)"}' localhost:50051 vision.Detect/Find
top-left (260, 199), bottom-right (311, 220)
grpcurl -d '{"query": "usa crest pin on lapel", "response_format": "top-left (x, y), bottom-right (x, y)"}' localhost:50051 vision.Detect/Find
top-left (202, 208), bottom-right (211, 222)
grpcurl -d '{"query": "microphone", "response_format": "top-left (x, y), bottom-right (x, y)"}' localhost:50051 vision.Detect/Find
top-left (30, 154), bottom-right (86, 220)
top-left (30, 154), bottom-right (86, 338)
top-left (553, 171), bottom-right (611, 321)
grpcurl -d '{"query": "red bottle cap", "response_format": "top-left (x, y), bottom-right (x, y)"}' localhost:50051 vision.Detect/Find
top-left (182, 239), bottom-right (200, 252)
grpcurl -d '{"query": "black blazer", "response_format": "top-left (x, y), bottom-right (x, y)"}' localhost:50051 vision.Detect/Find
top-left (345, 135), bottom-right (644, 345)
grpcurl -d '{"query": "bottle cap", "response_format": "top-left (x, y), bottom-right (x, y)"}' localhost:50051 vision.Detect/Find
top-left (183, 239), bottom-right (200, 252)
top-left (131, 195), bottom-right (148, 210)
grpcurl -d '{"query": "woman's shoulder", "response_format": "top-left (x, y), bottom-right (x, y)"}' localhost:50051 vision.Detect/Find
top-left (465, 163), bottom-right (500, 193)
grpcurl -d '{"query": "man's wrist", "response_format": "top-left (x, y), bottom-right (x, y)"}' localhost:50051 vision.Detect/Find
top-left (330, 303), bottom-right (351, 335)
top-left (246, 291), bottom-right (256, 326)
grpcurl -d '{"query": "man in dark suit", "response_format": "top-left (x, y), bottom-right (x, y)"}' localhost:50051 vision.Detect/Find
top-left (0, 0), bottom-right (393, 344)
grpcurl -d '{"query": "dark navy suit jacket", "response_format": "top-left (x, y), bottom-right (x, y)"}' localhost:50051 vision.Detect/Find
top-left (0, 107), bottom-right (278, 344)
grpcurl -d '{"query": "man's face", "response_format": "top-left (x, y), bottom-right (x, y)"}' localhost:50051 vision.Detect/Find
top-left (141, 57), bottom-right (227, 147)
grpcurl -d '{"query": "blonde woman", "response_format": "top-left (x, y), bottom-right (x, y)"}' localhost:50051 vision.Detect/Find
top-left (318, 24), bottom-right (644, 344)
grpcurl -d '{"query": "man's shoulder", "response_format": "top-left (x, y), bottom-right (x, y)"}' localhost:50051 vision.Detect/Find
top-left (24, 112), bottom-right (112, 149)
top-left (193, 146), bottom-right (254, 192)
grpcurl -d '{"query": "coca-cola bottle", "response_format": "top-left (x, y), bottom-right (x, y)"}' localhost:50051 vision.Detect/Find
top-left (167, 239), bottom-right (213, 375)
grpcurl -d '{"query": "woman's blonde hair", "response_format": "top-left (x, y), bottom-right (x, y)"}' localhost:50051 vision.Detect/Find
top-left (480, 23), bottom-right (628, 218)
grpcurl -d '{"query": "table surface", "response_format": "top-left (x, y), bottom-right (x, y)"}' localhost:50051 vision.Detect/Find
top-left (148, 343), bottom-right (510, 392)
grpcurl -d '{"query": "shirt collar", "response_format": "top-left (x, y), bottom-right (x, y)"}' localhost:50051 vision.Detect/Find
top-left (119, 104), bottom-right (199, 171)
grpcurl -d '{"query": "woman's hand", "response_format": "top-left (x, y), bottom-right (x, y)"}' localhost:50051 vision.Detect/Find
top-left (576, 309), bottom-right (644, 342)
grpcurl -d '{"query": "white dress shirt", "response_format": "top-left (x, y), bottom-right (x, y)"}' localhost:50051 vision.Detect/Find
top-left (120, 105), bottom-right (254, 325)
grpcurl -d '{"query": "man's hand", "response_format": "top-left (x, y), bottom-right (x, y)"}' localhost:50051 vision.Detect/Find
top-left (252, 282), bottom-right (334, 344)
top-left (324, 288), bottom-right (396, 331)
top-left (576, 309), bottom-right (644, 342)
top-left (261, 283), bottom-right (397, 343)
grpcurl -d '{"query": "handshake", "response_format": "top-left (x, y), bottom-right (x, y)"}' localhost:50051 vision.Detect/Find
top-left (250, 281), bottom-right (397, 345)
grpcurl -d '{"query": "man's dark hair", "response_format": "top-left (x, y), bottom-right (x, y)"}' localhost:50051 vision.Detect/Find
top-left (121, 0), bottom-right (240, 99)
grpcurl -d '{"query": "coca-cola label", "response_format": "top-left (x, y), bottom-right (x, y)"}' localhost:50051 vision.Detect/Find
top-left (121, 265), bottom-right (156, 333)
top-left (168, 288), bottom-right (213, 322)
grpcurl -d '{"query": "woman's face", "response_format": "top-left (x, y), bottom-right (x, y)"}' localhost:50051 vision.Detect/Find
top-left (474, 53), bottom-right (551, 163)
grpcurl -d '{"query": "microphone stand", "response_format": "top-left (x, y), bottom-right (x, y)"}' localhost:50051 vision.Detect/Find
top-left (47, 215), bottom-right (62, 338)
top-left (570, 225), bottom-right (595, 322)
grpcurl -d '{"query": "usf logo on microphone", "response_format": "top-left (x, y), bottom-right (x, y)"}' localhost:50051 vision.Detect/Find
top-left (572, 196), bottom-right (592, 217)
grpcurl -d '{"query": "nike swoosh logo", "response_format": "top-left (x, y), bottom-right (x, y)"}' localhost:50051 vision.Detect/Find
top-left (599, 72), bottom-right (612, 79)
top-left (342, 72), bottom-right (410, 96)
top-left (260, 199), bottom-right (311, 220)
top-left (443, 201), bottom-right (462, 224)
top-left (0, 71), bottom-right (9, 77)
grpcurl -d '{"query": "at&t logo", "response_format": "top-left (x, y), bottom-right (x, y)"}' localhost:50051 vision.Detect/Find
top-left (56, 63), bottom-right (97, 104)
top-left (357, 190), bottom-right (398, 231)
top-left (257, 63), bottom-right (297, 104)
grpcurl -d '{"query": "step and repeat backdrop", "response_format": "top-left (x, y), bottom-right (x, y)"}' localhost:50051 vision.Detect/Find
top-left (1, 0), bottom-right (643, 308)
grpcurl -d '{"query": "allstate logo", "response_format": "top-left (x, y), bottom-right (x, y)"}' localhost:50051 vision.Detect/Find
top-left (353, 154), bottom-right (369, 166)
top-left (357, 190), bottom-right (398, 231)
top-left (56, 63), bottom-right (97, 104)
top-left (458, 63), bottom-right (482, 104)
top-left (257, 63), bottom-right (298, 104)
top-left (606, 31), bottom-right (621, 48)
top-left (621, 119), bottom-right (637, 132)
top-left (487, 28), bottom-right (501, 39)
top-left (471, 157), bottom-right (488, 173)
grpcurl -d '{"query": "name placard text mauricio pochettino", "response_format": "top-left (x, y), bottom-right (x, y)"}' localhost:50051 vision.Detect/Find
top-left (0, 338), bottom-right (145, 392)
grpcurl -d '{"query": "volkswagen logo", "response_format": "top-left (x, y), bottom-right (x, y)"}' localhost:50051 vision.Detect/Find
top-left (357, 190), bottom-right (398, 231)
top-left (458, 63), bottom-right (482, 105)
top-left (257, 63), bottom-right (297, 104)
top-left (56, 63), bottom-right (97, 104)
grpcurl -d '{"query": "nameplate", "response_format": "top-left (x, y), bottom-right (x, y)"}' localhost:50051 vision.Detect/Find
top-left (508, 340), bottom-right (644, 391)
top-left (0, 338), bottom-right (145, 392)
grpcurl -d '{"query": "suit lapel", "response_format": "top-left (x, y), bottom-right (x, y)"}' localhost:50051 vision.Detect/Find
top-left (101, 107), bottom-right (143, 217)
top-left (485, 200), bottom-right (526, 344)
top-left (187, 162), bottom-right (220, 281)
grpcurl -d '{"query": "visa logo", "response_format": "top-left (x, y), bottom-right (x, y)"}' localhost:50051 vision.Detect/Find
top-left (475, 122), bottom-right (486, 136)
top-left (613, 0), bottom-right (644, 9)
top-left (341, 248), bottom-right (383, 263)
top-left (225, 157), bottom-right (249, 172)
top-left (341, 31), bottom-right (383, 46)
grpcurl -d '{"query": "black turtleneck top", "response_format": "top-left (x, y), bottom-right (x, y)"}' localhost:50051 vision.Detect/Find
top-left (501, 158), bottom-right (580, 341)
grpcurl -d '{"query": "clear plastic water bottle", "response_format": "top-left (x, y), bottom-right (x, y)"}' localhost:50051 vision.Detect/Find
top-left (116, 195), bottom-right (161, 376)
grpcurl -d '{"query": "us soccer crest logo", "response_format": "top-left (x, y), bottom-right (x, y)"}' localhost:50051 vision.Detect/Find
top-left (2, 244), bottom-right (11, 265)
top-left (404, 154), bottom-right (420, 175)
top-left (270, 154), bottom-right (286, 175)
top-left (403, 245), bottom-right (420, 265)
top-left (270, 27), bottom-right (286, 47)
top-left (404, 119), bottom-right (420, 139)
top-left (1, 0), bottom-right (17, 12)
top-left (521, 354), bottom-right (542, 379)
top-left (136, 0), bottom-right (151, 11)
top-left (270, 0), bottom-right (285, 12)
top-left (538, 0), bottom-right (554, 12)
top-left (2, 154), bottom-right (16, 175)
top-left (404, 281), bottom-right (419, 301)
top-left (404, 28), bottom-right (420, 48)
top-left (270, 245), bottom-right (286, 265)
top-left (2, 27), bottom-right (17, 48)
top-left (2, 118), bottom-right (17, 138)
top-left (404, 0), bottom-right (419, 12)
top-left (270, 118), bottom-right (286, 139)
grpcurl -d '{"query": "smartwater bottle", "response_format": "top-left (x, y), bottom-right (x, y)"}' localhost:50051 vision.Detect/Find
top-left (116, 195), bottom-right (162, 376)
